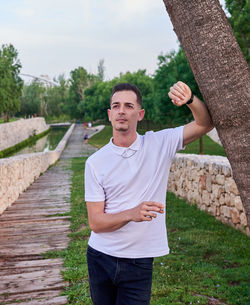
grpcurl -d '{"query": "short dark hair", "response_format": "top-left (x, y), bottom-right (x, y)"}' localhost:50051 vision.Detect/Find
top-left (111, 83), bottom-right (142, 106)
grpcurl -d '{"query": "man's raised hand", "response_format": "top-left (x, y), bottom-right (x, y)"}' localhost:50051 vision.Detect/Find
top-left (168, 81), bottom-right (192, 106)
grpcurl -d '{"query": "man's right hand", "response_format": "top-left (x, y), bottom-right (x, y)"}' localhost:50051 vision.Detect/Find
top-left (87, 201), bottom-right (164, 233)
top-left (130, 201), bottom-right (164, 222)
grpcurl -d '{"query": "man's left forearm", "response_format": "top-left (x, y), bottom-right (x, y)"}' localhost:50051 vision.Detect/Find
top-left (187, 95), bottom-right (213, 130)
top-left (183, 96), bottom-right (214, 145)
top-left (168, 81), bottom-right (214, 145)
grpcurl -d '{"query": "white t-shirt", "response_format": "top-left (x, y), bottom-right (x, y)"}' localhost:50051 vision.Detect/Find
top-left (85, 126), bottom-right (184, 258)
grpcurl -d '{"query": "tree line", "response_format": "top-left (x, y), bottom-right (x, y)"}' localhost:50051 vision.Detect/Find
top-left (0, 0), bottom-right (248, 124)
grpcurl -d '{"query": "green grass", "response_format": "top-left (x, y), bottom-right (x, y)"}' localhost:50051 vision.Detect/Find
top-left (0, 128), bottom-right (51, 158)
top-left (152, 192), bottom-right (250, 305)
top-left (89, 125), bottom-right (226, 156)
top-left (180, 135), bottom-right (226, 156)
top-left (60, 157), bottom-right (92, 304)
top-left (44, 156), bottom-right (249, 305)
top-left (88, 125), bottom-right (112, 148)
top-left (45, 114), bottom-right (72, 124)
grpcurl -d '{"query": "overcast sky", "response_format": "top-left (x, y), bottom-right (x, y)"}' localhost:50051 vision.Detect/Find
top-left (0, 0), bottom-right (226, 82)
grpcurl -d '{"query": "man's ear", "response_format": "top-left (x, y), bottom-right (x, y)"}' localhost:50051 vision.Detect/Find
top-left (138, 109), bottom-right (145, 122)
top-left (107, 109), bottom-right (111, 121)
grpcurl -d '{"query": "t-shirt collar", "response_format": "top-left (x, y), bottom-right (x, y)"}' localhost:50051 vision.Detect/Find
top-left (109, 133), bottom-right (141, 158)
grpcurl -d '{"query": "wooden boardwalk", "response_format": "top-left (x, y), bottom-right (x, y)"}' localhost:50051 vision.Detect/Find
top-left (0, 125), bottom-right (97, 305)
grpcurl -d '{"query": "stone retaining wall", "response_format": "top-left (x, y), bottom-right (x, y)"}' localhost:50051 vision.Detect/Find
top-left (168, 153), bottom-right (248, 235)
top-left (0, 117), bottom-right (49, 151)
top-left (0, 124), bottom-right (75, 214)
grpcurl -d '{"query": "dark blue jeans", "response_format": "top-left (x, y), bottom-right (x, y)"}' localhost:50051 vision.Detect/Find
top-left (87, 246), bottom-right (154, 305)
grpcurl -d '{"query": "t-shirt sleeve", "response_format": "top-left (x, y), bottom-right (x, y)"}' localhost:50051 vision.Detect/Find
top-left (172, 125), bottom-right (185, 152)
top-left (153, 125), bottom-right (185, 160)
top-left (84, 160), bottom-right (105, 202)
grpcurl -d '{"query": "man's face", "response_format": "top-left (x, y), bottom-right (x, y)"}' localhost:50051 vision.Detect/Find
top-left (108, 90), bottom-right (145, 133)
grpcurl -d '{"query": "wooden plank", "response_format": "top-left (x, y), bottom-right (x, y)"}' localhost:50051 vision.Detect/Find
top-left (20, 185), bottom-right (70, 190)
top-left (13, 196), bottom-right (70, 202)
top-left (25, 187), bottom-right (70, 192)
top-left (0, 221), bottom-right (70, 231)
top-left (2, 209), bottom-right (70, 217)
top-left (16, 190), bottom-right (70, 195)
top-left (0, 236), bottom-right (70, 247)
top-left (0, 290), bottom-right (65, 303)
top-left (7, 296), bottom-right (68, 305)
top-left (0, 233), bottom-right (70, 244)
top-left (16, 195), bottom-right (70, 201)
top-left (0, 240), bottom-right (70, 250)
top-left (15, 195), bottom-right (70, 202)
top-left (19, 185), bottom-right (69, 190)
top-left (28, 181), bottom-right (70, 185)
top-left (0, 254), bottom-right (44, 262)
top-left (0, 222), bottom-right (69, 229)
top-left (0, 258), bottom-right (63, 273)
top-left (0, 215), bottom-right (70, 222)
top-left (0, 216), bottom-right (71, 226)
top-left (0, 269), bottom-right (66, 294)
top-left (0, 229), bottom-right (70, 243)
top-left (0, 241), bottom-right (69, 257)
top-left (0, 265), bottom-right (64, 276)
top-left (3, 209), bottom-right (70, 215)
top-left (0, 223), bottom-right (70, 235)
top-left (9, 203), bottom-right (70, 209)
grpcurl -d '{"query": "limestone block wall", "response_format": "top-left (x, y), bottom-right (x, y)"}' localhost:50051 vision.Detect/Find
top-left (0, 124), bottom-right (75, 214)
top-left (168, 153), bottom-right (248, 235)
top-left (0, 117), bottom-right (49, 151)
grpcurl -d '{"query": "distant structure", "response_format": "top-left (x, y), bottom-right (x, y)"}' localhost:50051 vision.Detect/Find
top-left (20, 73), bottom-right (58, 87)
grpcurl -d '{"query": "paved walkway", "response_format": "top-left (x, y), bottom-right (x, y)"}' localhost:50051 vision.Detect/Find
top-left (0, 125), bottom-right (97, 305)
top-left (61, 124), bottom-right (98, 159)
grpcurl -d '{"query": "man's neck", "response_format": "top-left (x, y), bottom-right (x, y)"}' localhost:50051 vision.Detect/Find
top-left (112, 130), bottom-right (137, 147)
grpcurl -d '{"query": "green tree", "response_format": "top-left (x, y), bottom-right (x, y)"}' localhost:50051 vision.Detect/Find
top-left (46, 74), bottom-right (69, 117)
top-left (20, 80), bottom-right (44, 116)
top-left (83, 80), bottom-right (115, 122)
top-left (97, 59), bottom-right (105, 81)
top-left (83, 70), bottom-right (154, 122)
top-left (68, 67), bottom-right (98, 119)
top-left (118, 70), bottom-right (154, 121)
top-left (225, 0), bottom-right (250, 64)
top-left (0, 44), bottom-right (23, 122)
top-left (153, 48), bottom-right (201, 126)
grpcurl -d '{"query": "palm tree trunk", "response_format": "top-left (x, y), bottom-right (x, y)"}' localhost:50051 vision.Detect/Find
top-left (162, 0), bottom-right (250, 227)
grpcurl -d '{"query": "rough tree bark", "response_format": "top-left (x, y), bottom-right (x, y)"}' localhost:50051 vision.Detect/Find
top-left (162, 0), bottom-right (250, 228)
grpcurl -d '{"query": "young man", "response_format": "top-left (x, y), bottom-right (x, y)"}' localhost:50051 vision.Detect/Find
top-left (85, 81), bottom-right (213, 305)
